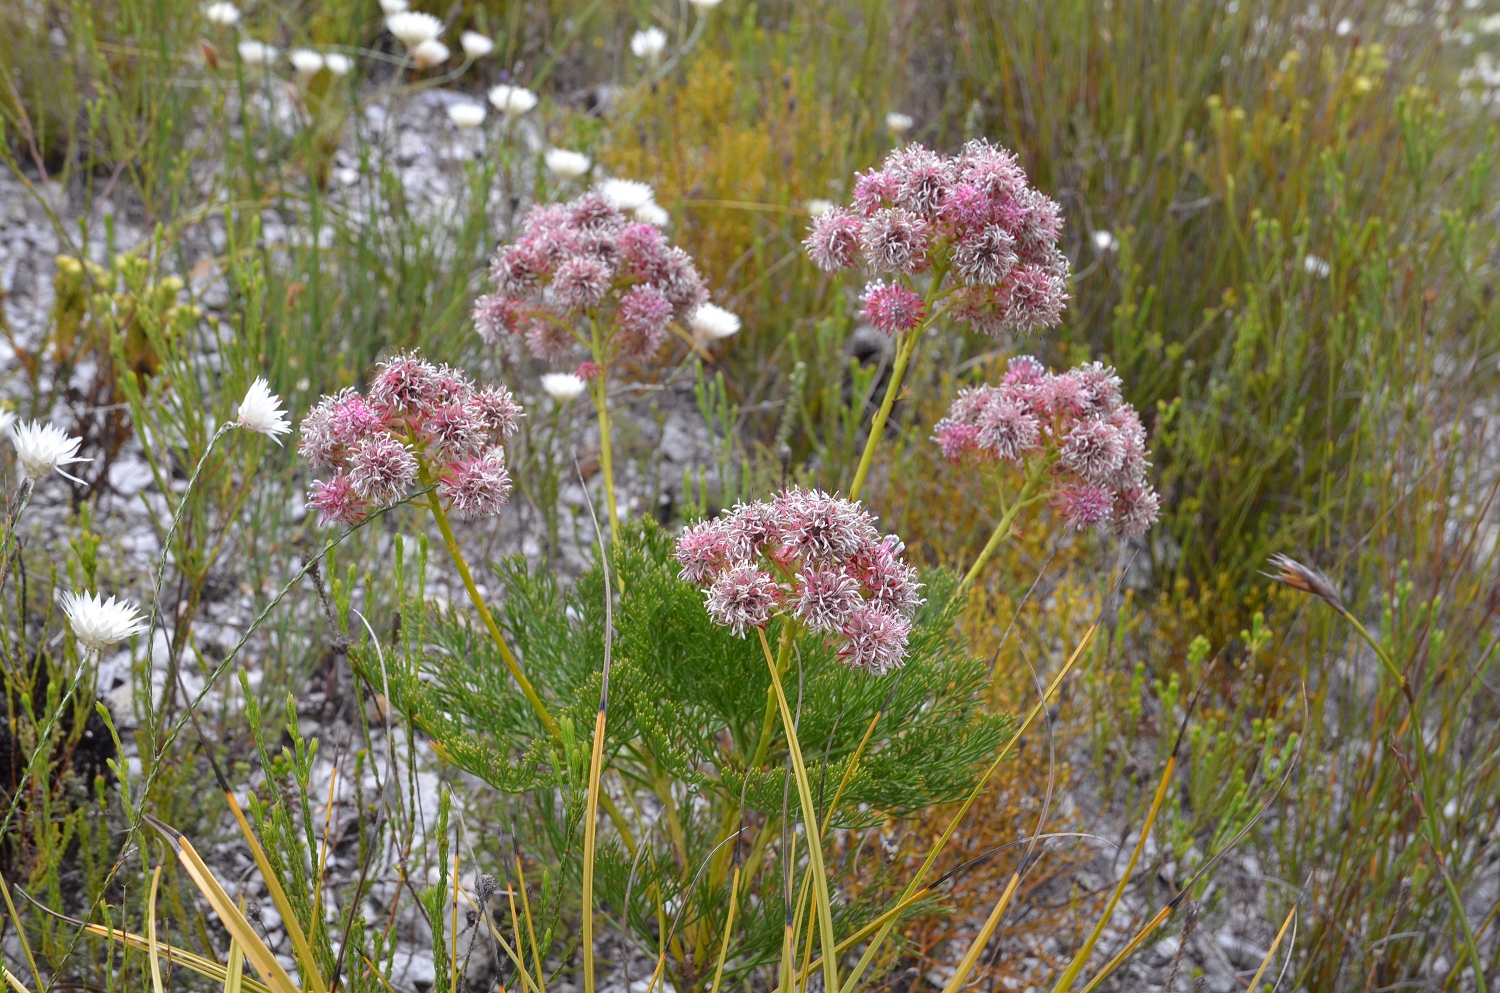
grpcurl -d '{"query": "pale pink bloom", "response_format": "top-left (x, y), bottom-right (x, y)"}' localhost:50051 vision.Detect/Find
top-left (309, 472), bottom-right (367, 526)
top-left (1058, 419), bottom-right (1125, 485)
top-left (889, 144), bottom-right (953, 218)
top-left (952, 225), bottom-right (1018, 286)
top-left (370, 352), bottom-right (439, 416)
top-left (857, 536), bottom-right (924, 618)
top-left (441, 448), bottom-right (512, 518)
top-left (934, 420), bottom-right (981, 462)
top-left (424, 401), bottom-right (486, 463)
top-left (860, 208), bottom-right (929, 274)
top-left (723, 500), bottom-right (782, 560)
top-left (837, 604), bottom-right (911, 674)
top-left (473, 385), bottom-right (523, 436)
top-left (1113, 485), bottom-right (1160, 538)
top-left (1053, 482), bottom-right (1114, 531)
top-left (473, 294), bottom-right (527, 344)
top-left (804, 208), bottom-right (862, 272)
top-left (347, 435), bottom-right (417, 504)
top-left (1002, 355), bottom-right (1047, 387)
top-left (676, 519), bottom-right (731, 584)
top-left (525, 319), bottom-right (575, 361)
top-left (974, 392), bottom-right (1041, 462)
top-left (793, 567), bottom-right (862, 633)
top-left (551, 255), bottom-right (613, 311)
top-left (615, 284), bottom-right (674, 356)
top-left (656, 247), bottom-right (710, 318)
top-left (775, 488), bottom-right (877, 563)
top-left (851, 169), bottom-right (899, 215)
top-left (860, 281), bottom-right (926, 335)
top-left (705, 563), bottom-right (781, 636)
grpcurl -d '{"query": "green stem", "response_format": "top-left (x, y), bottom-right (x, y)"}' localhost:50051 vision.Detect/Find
top-left (425, 490), bottom-right (558, 740)
top-left (757, 626), bottom-right (841, 993)
top-left (959, 456), bottom-right (1052, 591)
top-left (589, 323), bottom-right (620, 539)
top-left (848, 329), bottom-right (919, 503)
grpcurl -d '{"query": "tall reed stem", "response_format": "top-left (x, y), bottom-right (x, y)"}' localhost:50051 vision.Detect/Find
top-left (757, 625), bottom-right (841, 993)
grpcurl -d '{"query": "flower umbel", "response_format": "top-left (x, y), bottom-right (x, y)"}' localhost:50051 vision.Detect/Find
top-left (675, 488), bottom-right (923, 673)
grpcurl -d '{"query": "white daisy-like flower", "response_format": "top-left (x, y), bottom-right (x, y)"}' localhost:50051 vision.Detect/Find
top-left (237, 377), bottom-right (291, 442)
top-left (488, 84), bottom-right (539, 116)
top-left (540, 373), bottom-right (587, 402)
top-left (237, 40), bottom-right (277, 65)
top-left (289, 49), bottom-right (324, 76)
top-left (597, 178), bottom-right (654, 211)
top-left (203, 2), bottom-right (241, 26)
top-left (447, 102), bottom-right (487, 128)
top-left (0, 411), bottom-right (15, 437)
top-left (1304, 253), bottom-right (1331, 278)
top-left (690, 303), bottom-right (741, 340)
top-left (379, 0), bottom-right (408, 11)
top-left (59, 591), bottom-right (147, 653)
top-left (387, 11), bottom-right (443, 48)
top-left (1092, 229), bottom-right (1119, 253)
top-left (885, 111), bottom-right (914, 134)
top-left (1335, 17), bottom-right (1353, 35)
top-left (634, 201), bottom-right (670, 227)
top-left (412, 38), bottom-right (449, 68)
top-left (10, 421), bottom-right (89, 484)
top-left (460, 30), bottom-right (494, 58)
top-left (805, 198), bottom-right (834, 217)
top-left (324, 52), bottom-right (353, 76)
top-left (689, 0), bottom-right (723, 10)
top-left (630, 26), bottom-right (667, 60)
top-left (544, 148), bottom-right (591, 178)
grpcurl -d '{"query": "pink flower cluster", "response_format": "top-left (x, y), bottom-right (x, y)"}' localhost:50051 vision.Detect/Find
top-left (806, 140), bottom-right (1070, 338)
top-left (675, 488), bottom-right (923, 675)
top-left (472, 193), bottom-right (709, 362)
top-left (933, 355), bottom-right (1161, 537)
top-left (299, 352), bottom-right (522, 525)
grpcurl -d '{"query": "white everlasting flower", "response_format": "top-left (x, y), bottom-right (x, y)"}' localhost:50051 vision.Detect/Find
top-left (203, 2), bottom-right (241, 26)
top-left (60, 591), bottom-right (147, 653)
top-left (0, 411), bottom-right (15, 437)
top-left (237, 377), bottom-right (291, 442)
top-left (488, 84), bottom-right (539, 116)
top-left (1335, 17), bottom-right (1353, 35)
top-left (412, 38), bottom-right (449, 68)
top-left (387, 11), bottom-right (443, 48)
top-left (1444, 797), bottom-right (1461, 819)
top-left (630, 26), bottom-right (667, 60)
top-left (540, 373), bottom-right (587, 402)
top-left (447, 102), bottom-right (487, 128)
top-left (237, 40), bottom-right (277, 66)
top-left (597, 178), bottom-right (654, 210)
top-left (1092, 229), bottom-right (1119, 252)
top-left (1482, 13), bottom-right (1500, 33)
top-left (460, 31), bottom-right (494, 58)
top-left (690, 303), bottom-right (741, 340)
top-left (289, 49), bottom-right (324, 76)
top-left (635, 201), bottom-right (670, 227)
top-left (380, 0), bottom-right (408, 11)
top-left (806, 198), bottom-right (834, 217)
top-left (10, 421), bottom-right (89, 484)
top-left (324, 52), bottom-right (353, 76)
top-left (544, 148), bottom-right (591, 178)
top-left (689, 0), bottom-right (723, 10)
top-left (885, 111), bottom-right (914, 135)
top-left (1304, 253), bottom-right (1331, 278)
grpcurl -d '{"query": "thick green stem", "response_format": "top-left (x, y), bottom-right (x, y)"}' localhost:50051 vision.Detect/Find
top-left (848, 330), bottom-right (919, 503)
top-left (757, 626), bottom-right (841, 993)
top-left (960, 456), bottom-right (1052, 591)
top-left (426, 491), bottom-right (557, 739)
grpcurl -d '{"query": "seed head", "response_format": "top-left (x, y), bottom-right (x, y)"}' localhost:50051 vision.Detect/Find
top-left (1266, 553), bottom-right (1345, 612)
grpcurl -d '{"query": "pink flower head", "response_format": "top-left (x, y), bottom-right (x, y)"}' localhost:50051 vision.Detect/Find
top-left (957, 139), bottom-right (1025, 203)
top-left (998, 261), bottom-right (1068, 333)
top-left (525, 319), bottom-right (575, 361)
top-left (952, 225), bottom-right (1018, 286)
top-left (1112, 485), bottom-right (1160, 538)
top-left (1053, 482), bottom-right (1114, 531)
top-left (860, 281), bottom-right (927, 336)
top-left (724, 499), bottom-right (783, 560)
top-left (676, 518), bottom-right (731, 584)
top-left (889, 144), bottom-right (953, 218)
top-left (309, 472), bottom-right (367, 526)
top-left (473, 294), bottom-right (529, 345)
top-left (567, 192), bottom-right (627, 232)
top-left (655, 247), bottom-right (710, 319)
top-left (1003, 355), bottom-right (1047, 388)
top-left (1058, 419), bottom-right (1125, 485)
top-left (347, 434), bottom-right (417, 505)
top-left (775, 488), bottom-right (878, 563)
top-left (851, 168), bottom-right (900, 215)
top-left (860, 208), bottom-right (929, 274)
top-left (370, 353), bottom-right (440, 417)
top-left (1040, 370), bottom-right (1091, 418)
top-left (441, 447), bottom-right (512, 519)
top-left (575, 361), bottom-right (601, 381)
top-left (424, 400), bottom-right (487, 463)
top-left (617, 223), bottom-right (670, 279)
top-left (615, 284), bottom-right (674, 357)
top-left (837, 604), bottom-right (911, 674)
top-left (705, 563), bottom-right (781, 637)
top-left (473, 385), bottom-right (523, 437)
top-left (793, 566), bottom-right (862, 633)
top-left (490, 241), bottom-right (551, 296)
top-left (551, 255), bottom-right (614, 311)
top-left (522, 203), bottom-right (573, 237)
top-left (805, 208), bottom-right (863, 272)
top-left (1074, 361), bottom-right (1124, 417)
top-left (934, 419), bottom-right (981, 462)
top-left (975, 391), bottom-right (1042, 462)
top-left (857, 535), bottom-right (924, 618)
